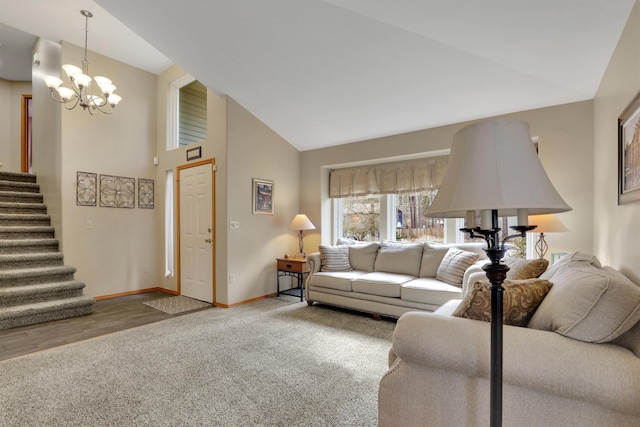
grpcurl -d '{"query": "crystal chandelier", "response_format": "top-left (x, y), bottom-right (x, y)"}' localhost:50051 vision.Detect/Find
top-left (44, 10), bottom-right (122, 114)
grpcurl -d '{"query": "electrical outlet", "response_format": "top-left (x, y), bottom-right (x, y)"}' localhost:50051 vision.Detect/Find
top-left (86, 220), bottom-right (93, 230)
top-left (230, 221), bottom-right (240, 229)
top-left (229, 274), bottom-right (237, 284)
top-left (144, 265), bottom-right (150, 273)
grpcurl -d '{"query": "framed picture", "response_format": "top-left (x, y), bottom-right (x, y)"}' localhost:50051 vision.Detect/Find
top-left (619, 90), bottom-right (640, 204)
top-left (99, 174), bottom-right (135, 208)
top-left (252, 178), bottom-right (274, 214)
top-left (76, 171), bottom-right (97, 206)
top-left (138, 178), bottom-right (155, 209)
top-left (186, 146), bottom-right (202, 161)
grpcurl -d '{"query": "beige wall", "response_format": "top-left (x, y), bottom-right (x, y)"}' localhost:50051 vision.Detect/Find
top-left (0, 79), bottom-right (9, 170)
top-left (300, 101), bottom-right (594, 261)
top-left (226, 98), bottom-right (301, 304)
top-left (31, 38), bottom-right (63, 236)
top-left (155, 66), bottom-right (299, 306)
top-left (154, 65), bottom-right (228, 301)
top-left (56, 42), bottom-right (159, 298)
top-left (593, 0), bottom-right (640, 283)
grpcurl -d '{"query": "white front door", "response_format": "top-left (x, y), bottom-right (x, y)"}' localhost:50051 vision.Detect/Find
top-left (179, 162), bottom-right (214, 303)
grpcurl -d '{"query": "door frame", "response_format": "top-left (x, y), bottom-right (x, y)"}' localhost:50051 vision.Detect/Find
top-left (176, 158), bottom-right (216, 304)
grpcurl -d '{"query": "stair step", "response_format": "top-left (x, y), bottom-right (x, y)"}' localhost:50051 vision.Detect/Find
top-left (0, 171), bottom-right (36, 184)
top-left (0, 191), bottom-right (43, 204)
top-left (0, 266), bottom-right (77, 288)
top-left (0, 202), bottom-right (47, 214)
top-left (0, 239), bottom-right (59, 254)
top-left (0, 226), bottom-right (55, 239)
top-left (0, 253), bottom-right (64, 270)
top-left (0, 296), bottom-right (95, 330)
top-left (0, 181), bottom-right (40, 193)
top-left (0, 281), bottom-right (85, 307)
top-left (0, 213), bottom-right (51, 226)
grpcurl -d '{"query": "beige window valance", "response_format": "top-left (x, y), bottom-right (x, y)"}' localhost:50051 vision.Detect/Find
top-left (329, 156), bottom-right (448, 198)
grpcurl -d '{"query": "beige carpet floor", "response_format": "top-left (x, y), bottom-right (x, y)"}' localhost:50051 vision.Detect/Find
top-left (0, 297), bottom-right (396, 426)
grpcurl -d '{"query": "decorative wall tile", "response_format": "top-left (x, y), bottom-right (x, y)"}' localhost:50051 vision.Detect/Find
top-left (138, 178), bottom-right (154, 209)
top-left (99, 175), bottom-right (135, 208)
top-left (76, 172), bottom-right (97, 207)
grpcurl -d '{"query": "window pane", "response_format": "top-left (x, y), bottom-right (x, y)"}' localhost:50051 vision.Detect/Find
top-left (395, 190), bottom-right (444, 243)
top-left (179, 80), bottom-right (207, 147)
top-left (342, 195), bottom-right (380, 242)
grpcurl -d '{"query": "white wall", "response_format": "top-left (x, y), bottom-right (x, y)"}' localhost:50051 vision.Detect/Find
top-left (57, 42), bottom-right (159, 298)
top-left (593, 0), bottom-right (640, 283)
top-left (300, 101), bottom-right (594, 261)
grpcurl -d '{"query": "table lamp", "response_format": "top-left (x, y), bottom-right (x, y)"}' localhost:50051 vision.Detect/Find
top-left (288, 214), bottom-right (316, 259)
top-left (528, 214), bottom-right (568, 259)
top-left (426, 119), bottom-right (571, 427)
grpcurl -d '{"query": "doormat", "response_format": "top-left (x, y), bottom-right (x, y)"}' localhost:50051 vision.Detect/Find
top-left (143, 296), bottom-right (212, 314)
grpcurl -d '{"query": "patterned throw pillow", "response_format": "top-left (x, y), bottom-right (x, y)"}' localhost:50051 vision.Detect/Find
top-left (436, 248), bottom-right (479, 286)
top-left (452, 279), bottom-right (553, 326)
top-left (319, 245), bottom-right (353, 272)
top-left (505, 258), bottom-right (549, 280)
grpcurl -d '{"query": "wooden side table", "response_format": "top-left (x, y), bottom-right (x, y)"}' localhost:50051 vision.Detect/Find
top-left (276, 258), bottom-right (310, 301)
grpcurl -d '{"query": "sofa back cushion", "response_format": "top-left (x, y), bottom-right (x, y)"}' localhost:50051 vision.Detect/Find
top-left (528, 262), bottom-right (640, 343)
top-left (374, 241), bottom-right (423, 276)
top-left (436, 248), bottom-right (480, 286)
top-left (419, 243), bottom-right (451, 277)
top-left (348, 242), bottom-right (379, 272)
top-left (611, 318), bottom-right (640, 358)
top-left (319, 245), bottom-right (353, 272)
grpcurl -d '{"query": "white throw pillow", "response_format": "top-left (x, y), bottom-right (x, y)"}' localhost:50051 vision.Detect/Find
top-left (436, 248), bottom-right (479, 286)
top-left (319, 245), bottom-right (353, 272)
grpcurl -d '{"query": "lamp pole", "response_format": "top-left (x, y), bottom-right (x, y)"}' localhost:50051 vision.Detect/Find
top-left (462, 209), bottom-right (535, 427)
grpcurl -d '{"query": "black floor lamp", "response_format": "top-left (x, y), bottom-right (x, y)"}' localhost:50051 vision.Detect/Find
top-left (426, 119), bottom-right (571, 427)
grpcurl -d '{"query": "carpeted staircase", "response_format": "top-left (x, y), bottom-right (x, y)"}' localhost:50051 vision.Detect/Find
top-left (0, 171), bottom-right (95, 330)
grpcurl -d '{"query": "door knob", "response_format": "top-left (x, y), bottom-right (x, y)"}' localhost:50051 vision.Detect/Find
top-left (208, 228), bottom-right (212, 233)
top-left (205, 238), bottom-right (212, 243)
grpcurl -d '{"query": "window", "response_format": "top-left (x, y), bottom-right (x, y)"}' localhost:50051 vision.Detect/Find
top-left (167, 74), bottom-right (207, 150)
top-left (337, 192), bottom-right (445, 243)
top-left (165, 170), bottom-right (174, 277)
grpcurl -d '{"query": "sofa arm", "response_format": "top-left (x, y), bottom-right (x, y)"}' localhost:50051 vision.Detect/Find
top-left (307, 252), bottom-right (321, 274)
top-left (462, 261), bottom-right (488, 294)
top-left (390, 312), bottom-right (640, 416)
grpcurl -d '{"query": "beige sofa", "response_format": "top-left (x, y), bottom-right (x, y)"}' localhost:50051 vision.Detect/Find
top-left (305, 240), bottom-right (488, 318)
top-left (378, 253), bottom-right (640, 426)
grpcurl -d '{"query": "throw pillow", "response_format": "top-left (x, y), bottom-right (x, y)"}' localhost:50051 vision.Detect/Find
top-left (348, 242), bottom-right (379, 272)
top-left (374, 241), bottom-right (423, 276)
top-left (436, 248), bottom-right (479, 286)
top-left (528, 262), bottom-right (640, 343)
top-left (452, 279), bottom-right (553, 326)
top-left (505, 258), bottom-right (549, 280)
top-left (419, 243), bottom-right (451, 278)
top-left (319, 245), bottom-right (353, 272)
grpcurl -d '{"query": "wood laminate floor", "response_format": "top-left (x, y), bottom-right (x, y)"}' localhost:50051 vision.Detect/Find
top-left (0, 291), bottom-right (213, 362)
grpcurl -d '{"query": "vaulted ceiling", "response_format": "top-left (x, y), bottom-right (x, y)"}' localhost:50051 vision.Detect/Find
top-left (0, 0), bottom-right (635, 151)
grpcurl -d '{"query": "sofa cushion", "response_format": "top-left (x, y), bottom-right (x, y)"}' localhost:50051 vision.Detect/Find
top-left (611, 317), bottom-right (640, 358)
top-left (505, 257), bottom-right (549, 280)
top-left (319, 245), bottom-right (353, 272)
top-left (419, 243), bottom-right (451, 277)
top-left (401, 278), bottom-right (464, 305)
top-left (452, 279), bottom-right (553, 326)
top-left (348, 242), bottom-right (379, 272)
top-left (352, 272), bottom-right (415, 297)
top-left (436, 248), bottom-right (480, 286)
top-left (539, 251), bottom-right (601, 280)
top-left (308, 271), bottom-right (366, 292)
top-left (374, 242), bottom-right (423, 276)
top-left (528, 262), bottom-right (640, 342)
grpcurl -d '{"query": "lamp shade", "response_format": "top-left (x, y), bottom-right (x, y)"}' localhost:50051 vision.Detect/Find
top-left (426, 119), bottom-right (571, 218)
top-left (288, 214), bottom-right (316, 231)
top-left (527, 214), bottom-right (568, 233)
